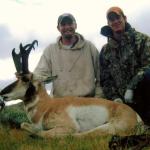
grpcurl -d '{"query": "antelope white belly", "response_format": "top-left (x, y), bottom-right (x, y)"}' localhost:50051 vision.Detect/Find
top-left (67, 105), bottom-right (109, 132)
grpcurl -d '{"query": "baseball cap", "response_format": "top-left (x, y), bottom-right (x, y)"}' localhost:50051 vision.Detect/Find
top-left (57, 13), bottom-right (76, 25)
top-left (106, 7), bottom-right (125, 18)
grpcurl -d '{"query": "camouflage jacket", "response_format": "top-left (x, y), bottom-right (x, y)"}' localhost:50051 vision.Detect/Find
top-left (100, 24), bottom-right (150, 100)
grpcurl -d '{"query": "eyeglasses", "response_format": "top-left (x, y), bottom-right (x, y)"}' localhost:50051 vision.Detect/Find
top-left (107, 13), bottom-right (121, 22)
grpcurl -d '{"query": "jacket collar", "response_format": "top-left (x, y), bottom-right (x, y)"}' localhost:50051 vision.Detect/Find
top-left (100, 22), bottom-right (132, 38)
top-left (57, 33), bottom-right (86, 50)
top-left (100, 23), bottom-right (135, 48)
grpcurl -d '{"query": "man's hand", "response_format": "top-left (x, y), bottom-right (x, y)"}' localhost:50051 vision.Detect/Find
top-left (124, 89), bottom-right (134, 103)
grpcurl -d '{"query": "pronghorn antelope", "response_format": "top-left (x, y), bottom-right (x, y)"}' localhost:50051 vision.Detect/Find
top-left (0, 40), bottom-right (143, 138)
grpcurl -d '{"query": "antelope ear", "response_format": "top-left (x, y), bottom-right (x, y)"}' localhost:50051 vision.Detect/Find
top-left (43, 75), bottom-right (58, 84)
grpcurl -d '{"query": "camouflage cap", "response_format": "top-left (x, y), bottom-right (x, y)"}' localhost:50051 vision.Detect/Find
top-left (57, 13), bottom-right (76, 25)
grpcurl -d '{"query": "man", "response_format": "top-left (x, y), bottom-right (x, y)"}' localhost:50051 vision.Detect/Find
top-left (99, 7), bottom-right (150, 125)
top-left (34, 13), bottom-right (103, 98)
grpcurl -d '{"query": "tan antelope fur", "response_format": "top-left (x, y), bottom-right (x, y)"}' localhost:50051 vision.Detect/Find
top-left (0, 40), bottom-right (143, 138)
top-left (0, 73), bottom-right (143, 138)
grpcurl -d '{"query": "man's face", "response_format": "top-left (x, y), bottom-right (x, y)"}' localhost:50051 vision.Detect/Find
top-left (57, 17), bottom-right (77, 40)
top-left (107, 12), bottom-right (126, 34)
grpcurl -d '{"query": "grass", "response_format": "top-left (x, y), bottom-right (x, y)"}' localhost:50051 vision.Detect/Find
top-left (0, 103), bottom-right (150, 150)
top-left (0, 102), bottom-right (29, 128)
top-left (0, 125), bottom-right (110, 150)
top-left (0, 103), bottom-right (110, 150)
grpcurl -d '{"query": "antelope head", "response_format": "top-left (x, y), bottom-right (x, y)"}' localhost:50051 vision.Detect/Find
top-left (0, 40), bottom-right (57, 104)
top-left (0, 40), bottom-right (38, 102)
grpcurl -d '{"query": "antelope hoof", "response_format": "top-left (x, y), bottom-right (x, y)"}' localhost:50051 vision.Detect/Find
top-left (21, 122), bottom-right (40, 134)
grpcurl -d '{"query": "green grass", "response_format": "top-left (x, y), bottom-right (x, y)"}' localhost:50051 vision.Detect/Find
top-left (0, 103), bottom-right (150, 150)
top-left (0, 103), bottom-right (110, 150)
top-left (0, 125), bottom-right (110, 150)
top-left (0, 102), bottom-right (29, 128)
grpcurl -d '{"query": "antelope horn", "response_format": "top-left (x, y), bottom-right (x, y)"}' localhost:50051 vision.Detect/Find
top-left (12, 48), bottom-right (22, 73)
top-left (29, 40), bottom-right (38, 50)
top-left (12, 40), bottom-right (38, 74)
top-left (20, 40), bottom-right (38, 74)
top-left (23, 40), bottom-right (38, 51)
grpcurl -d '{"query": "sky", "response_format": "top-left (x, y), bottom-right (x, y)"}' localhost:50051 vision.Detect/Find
top-left (0, 0), bottom-right (150, 89)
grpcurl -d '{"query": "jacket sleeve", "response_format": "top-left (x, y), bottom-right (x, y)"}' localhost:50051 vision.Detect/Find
top-left (127, 36), bottom-right (150, 89)
top-left (33, 46), bottom-right (52, 81)
top-left (89, 42), bottom-right (104, 98)
top-left (99, 47), bottom-right (120, 100)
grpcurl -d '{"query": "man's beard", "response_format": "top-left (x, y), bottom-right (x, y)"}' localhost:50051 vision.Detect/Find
top-left (63, 34), bottom-right (73, 40)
